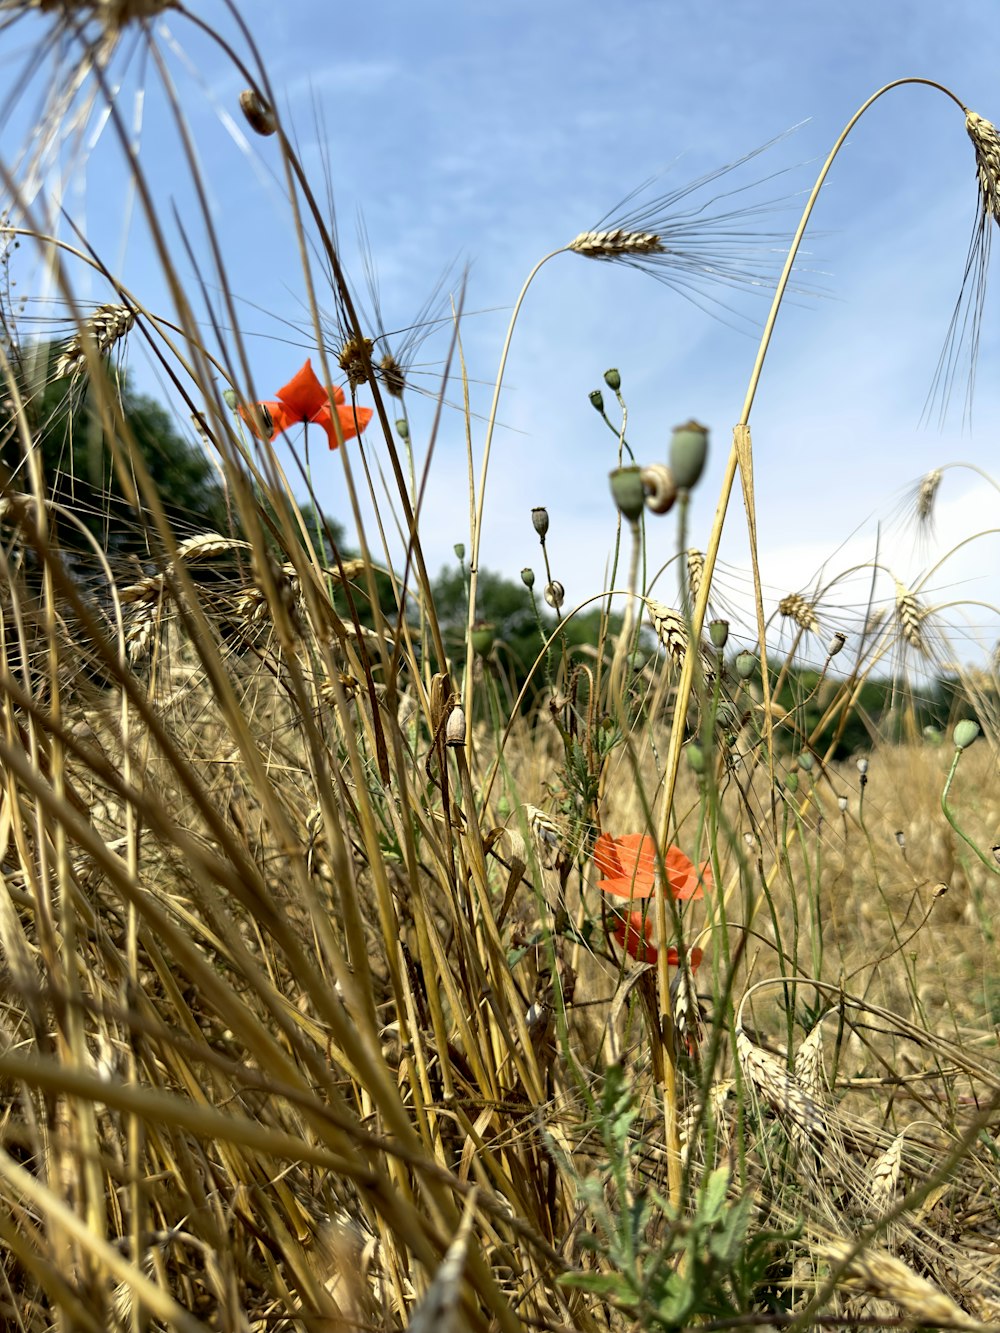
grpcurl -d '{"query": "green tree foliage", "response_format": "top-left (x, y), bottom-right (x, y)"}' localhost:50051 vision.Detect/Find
top-left (0, 341), bottom-right (230, 565)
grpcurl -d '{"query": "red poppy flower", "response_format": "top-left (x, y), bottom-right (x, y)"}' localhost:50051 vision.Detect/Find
top-left (594, 832), bottom-right (710, 901)
top-left (611, 908), bottom-right (705, 969)
top-left (241, 359), bottom-right (373, 451)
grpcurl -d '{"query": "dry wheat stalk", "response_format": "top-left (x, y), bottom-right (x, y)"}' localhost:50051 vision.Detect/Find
top-left (568, 228), bottom-right (664, 258)
top-left (894, 580), bottom-right (927, 652)
top-left (822, 1238), bottom-right (980, 1329)
top-left (865, 1130), bottom-right (905, 1220)
top-left (54, 302), bottom-right (134, 380)
top-left (966, 111), bottom-right (1000, 227)
top-left (778, 592), bottom-right (819, 634)
top-left (174, 533), bottom-right (250, 563)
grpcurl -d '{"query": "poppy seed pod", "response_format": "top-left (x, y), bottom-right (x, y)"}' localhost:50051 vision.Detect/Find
top-left (521, 567), bottom-right (535, 589)
top-left (669, 419), bottom-right (709, 490)
top-left (395, 418), bottom-right (410, 440)
top-left (640, 464), bottom-right (678, 515)
top-left (454, 542), bottom-right (466, 562)
top-left (686, 742), bottom-right (706, 774)
top-left (222, 388), bottom-right (239, 411)
top-left (785, 772), bottom-right (799, 795)
top-left (239, 89), bottom-right (276, 136)
top-left (471, 621), bottom-right (496, 656)
top-left (709, 619), bottom-right (730, 649)
top-left (531, 507), bottom-right (549, 538)
top-left (604, 368), bottom-right (621, 391)
top-left (734, 650), bottom-right (757, 681)
top-left (589, 389), bottom-right (605, 413)
top-left (798, 752), bottom-right (814, 772)
top-left (953, 719), bottom-right (980, 750)
top-left (445, 707), bottom-right (467, 747)
top-left (544, 580), bottom-right (565, 610)
top-left (828, 630), bottom-right (847, 657)
top-left (609, 466), bottom-right (646, 522)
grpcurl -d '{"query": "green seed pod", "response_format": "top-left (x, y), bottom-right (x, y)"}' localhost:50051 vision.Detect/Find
top-left (589, 389), bottom-right (605, 413)
top-left (923, 725), bottom-right (943, 746)
top-left (709, 619), bottom-right (730, 649)
top-left (953, 718), bottom-right (980, 750)
top-left (222, 388), bottom-right (239, 411)
top-left (798, 751), bottom-right (814, 772)
top-left (471, 621), bottom-right (496, 656)
top-left (521, 567), bottom-right (535, 589)
top-left (531, 506), bottom-right (549, 538)
top-left (603, 367), bottom-right (621, 391)
top-left (686, 742), bottom-right (706, 774)
top-left (395, 418), bottom-right (410, 440)
top-left (454, 542), bottom-right (466, 562)
top-left (669, 419), bottom-right (709, 490)
top-left (785, 772), bottom-right (799, 795)
top-left (609, 466), bottom-right (645, 522)
top-left (734, 650), bottom-right (757, 681)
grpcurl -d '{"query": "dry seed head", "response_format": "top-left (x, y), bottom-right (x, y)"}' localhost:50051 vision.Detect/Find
top-left (894, 579), bottom-right (926, 652)
top-left (337, 335), bottom-right (374, 390)
top-left (174, 533), bottom-right (250, 563)
top-left (377, 351), bottom-right (407, 398)
top-left (522, 804), bottom-right (567, 865)
top-left (916, 468), bottom-right (942, 524)
top-left (822, 1239), bottom-right (979, 1329)
top-left (966, 111), bottom-right (1000, 227)
top-left (646, 600), bottom-right (689, 668)
top-left (865, 1131), bottom-right (905, 1219)
top-left (34, 0), bottom-right (176, 32)
top-left (735, 1027), bottom-right (827, 1147)
top-left (687, 548), bottom-right (704, 604)
top-left (55, 302), bottom-right (134, 380)
top-left (778, 592), bottom-right (819, 633)
top-left (793, 1022), bottom-right (824, 1098)
top-left (568, 228), bottom-right (665, 259)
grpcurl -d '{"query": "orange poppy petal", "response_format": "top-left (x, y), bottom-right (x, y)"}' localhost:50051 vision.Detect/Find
top-left (666, 845), bottom-right (705, 901)
top-left (593, 832), bottom-right (625, 880)
top-left (335, 402), bottom-right (373, 443)
top-left (276, 359), bottom-right (327, 421)
top-left (613, 910), bottom-right (656, 962)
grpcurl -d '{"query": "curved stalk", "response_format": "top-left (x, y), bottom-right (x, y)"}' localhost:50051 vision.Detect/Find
top-left (653, 76), bottom-right (971, 1205)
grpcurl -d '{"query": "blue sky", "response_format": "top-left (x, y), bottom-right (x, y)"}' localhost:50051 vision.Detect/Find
top-left (3, 0), bottom-right (999, 665)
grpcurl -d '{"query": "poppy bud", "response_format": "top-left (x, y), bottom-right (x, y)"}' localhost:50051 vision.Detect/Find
top-left (669, 419), bottom-right (709, 490)
top-left (686, 742), bottom-right (706, 774)
top-left (454, 542), bottom-right (466, 562)
top-left (709, 619), bottom-right (730, 649)
top-left (798, 751), bottom-right (814, 772)
top-left (609, 466), bottom-right (645, 522)
top-left (531, 507), bottom-right (549, 538)
top-left (589, 389), bottom-right (605, 413)
top-left (734, 650), bottom-right (757, 681)
top-left (521, 567), bottom-right (535, 589)
top-left (395, 418), bottom-right (410, 440)
top-left (445, 706), bottom-right (467, 747)
top-left (471, 621), bottom-right (495, 656)
top-left (785, 772), bottom-right (799, 795)
top-left (604, 368), bottom-right (621, 391)
top-left (544, 580), bottom-right (565, 610)
top-left (953, 719), bottom-right (980, 750)
top-left (239, 89), bottom-right (276, 136)
top-left (222, 388), bottom-right (239, 411)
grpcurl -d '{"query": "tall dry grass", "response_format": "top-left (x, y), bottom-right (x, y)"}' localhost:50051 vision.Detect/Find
top-left (0, 6), bottom-right (998, 1331)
